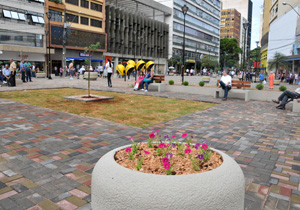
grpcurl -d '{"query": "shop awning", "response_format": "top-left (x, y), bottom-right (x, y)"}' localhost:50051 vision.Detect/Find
top-left (66, 57), bottom-right (104, 62)
top-left (284, 57), bottom-right (300, 61)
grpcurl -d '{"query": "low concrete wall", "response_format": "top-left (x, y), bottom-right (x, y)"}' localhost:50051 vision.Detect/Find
top-left (292, 100), bottom-right (300, 112)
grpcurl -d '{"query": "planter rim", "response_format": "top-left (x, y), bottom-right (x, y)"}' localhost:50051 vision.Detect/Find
top-left (110, 143), bottom-right (227, 177)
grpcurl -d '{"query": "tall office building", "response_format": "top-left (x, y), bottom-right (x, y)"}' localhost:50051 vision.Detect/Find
top-left (155, 0), bottom-right (221, 67)
top-left (221, 0), bottom-right (253, 50)
top-left (260, 0), bottom-right (271, 72)
top-left (220, 9), bottom-right (241, 45)
top-left (0, 0), bottom-right (47, 69)
top-left (46, 0), bottom-right (106, 73)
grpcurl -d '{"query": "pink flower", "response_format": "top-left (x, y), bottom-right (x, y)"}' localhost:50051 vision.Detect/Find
top-left (202, 143), bottom-right (208, 149)
top-left (164, 162), bottom-right (171, 170)
top-left (162, 157), bottom-right (169, 163)
top-left (164, 144), bottom-right (169, 148)
top-left (185, 148), bottom-right (191, 154)
top-left (158, 143), bottom-right (165, 148)
top-left (125, 147), bottom-right (132, 153)
top-left (144, 150), bottom-right (150, 154)
top-left (185, 144), bottom-right (190, 148)
top-left (149, 133), bottom-right (155, 139)
top-left (171, 135), bottom-right (177, 139)
top-left (128, 136), bottom-right (134, 141)
top-left (181, 133), bottom-right (188, 138)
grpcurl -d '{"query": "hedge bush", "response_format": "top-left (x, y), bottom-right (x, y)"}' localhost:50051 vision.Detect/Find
top-left (279, 85), bottom-right (287, 92)
top-left (182, 81), bottom-right (189, 86)
top-left (199, 81), bottom-right (205, 86)
top-left (169, 80), bottom-right (174, 85)
top-left (256, 84), bottom-right (264, 90)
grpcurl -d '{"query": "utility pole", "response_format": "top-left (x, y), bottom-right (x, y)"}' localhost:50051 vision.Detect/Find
top-left (62, 9), bottom-right (67, 77)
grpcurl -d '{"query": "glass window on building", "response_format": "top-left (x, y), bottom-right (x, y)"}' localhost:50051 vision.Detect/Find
top-left (81, 16), bottom-right (89, 25)
top-left (66, 13), bottom-right (79, 23)
top-left (91, 19), bottom-right (102, 28)
top-left (91, 2), bottom-right (102, 12)
top-left (81, 0), bottom-right (89, 8)
top-left (65, 0), bottom-right (79, 6)
top-left (49, 9), bottom-right (62, 22)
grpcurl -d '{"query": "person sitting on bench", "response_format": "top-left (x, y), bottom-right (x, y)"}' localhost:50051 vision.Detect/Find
top-left (140, 68), bottom-right (154, 92)
top-left (2, 64), bottom-right (11, 85)
top-left (217, 69), bottom-right (232, 101)
top-left (272, 88), bottom-right (300, 110)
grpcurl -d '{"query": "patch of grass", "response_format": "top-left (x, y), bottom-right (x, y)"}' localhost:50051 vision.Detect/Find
top-left (0, 88), bottom-right (215, 128)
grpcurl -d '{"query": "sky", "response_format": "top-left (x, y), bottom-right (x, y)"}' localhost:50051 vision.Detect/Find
top-left (251, 0), bottom-right (264, 50)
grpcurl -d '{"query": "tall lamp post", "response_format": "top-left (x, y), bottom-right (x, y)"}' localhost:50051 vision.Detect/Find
top-left (181, 4), bottom-right (189, 83)
top-left (242, 22), bottom-right (249, 71)
top-left (46, 12), bottom-right (52, 79)
top-left (255, 41), bottom-right (259, 73)
top-left (283, 2), bottom-right (300, 16)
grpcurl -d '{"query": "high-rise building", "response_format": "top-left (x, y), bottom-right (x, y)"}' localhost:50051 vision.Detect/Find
top-left (220, 9), bottom-right (241, 45)
top-left (155, 0), bottom-right (221, 70)
top-left (46, 0), bottom-right (107, 74)
top-left (221, 0), bottom-right (253, 50)
top-left (260, 0), bottom-right (271, 72)
top-left (0, 1), bottom-right (47, 69)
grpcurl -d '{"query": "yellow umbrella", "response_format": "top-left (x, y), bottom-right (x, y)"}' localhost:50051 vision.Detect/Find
top-left (146, 61), bottom-right (154, 70)
top-left (116, 64), bottom-right (125, 76)
top-left (127, 60), bottom-right (136, 67)
top-left (125, 64), bottom-right (135, 75)
top-left (136, 60), bottom-right (146, 71)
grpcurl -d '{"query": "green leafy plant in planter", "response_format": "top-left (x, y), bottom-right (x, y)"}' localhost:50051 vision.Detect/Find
top-left (155, 80), bottom-right (161, 83)
top-left (256, 84), bottom-right (264, 90)
top-left (182, 81), bottom-right (189, 86)
top-left (279, 85), bottom-right (287, 91)
top-left (199, 81), bottom-right (205, 87)
top-left (169, 80), bottom-right (174, 85)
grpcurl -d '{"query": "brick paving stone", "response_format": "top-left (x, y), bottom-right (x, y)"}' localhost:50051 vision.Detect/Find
top-left (0, 198), bottom-right (17, 209)
top-left (0, 83), bottom-right (300, 209)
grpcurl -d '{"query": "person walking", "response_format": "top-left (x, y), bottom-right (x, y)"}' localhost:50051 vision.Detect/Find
top-left (69, 62), bottom-right (74, 79)
top-left (24, 59), bottom-right (32, 82)
top-left (20, 60), bottom-right (26, 82)
top-left (9, 59), bottom-right (16, 86)
top-left (259, 72), bottom-right (264, 84)
top-left (106, 59), bottom-right (113, 87)
top-left (59, 67), bottom-right (63, 77)
top-left (268, 71), bottom-right (275, 89)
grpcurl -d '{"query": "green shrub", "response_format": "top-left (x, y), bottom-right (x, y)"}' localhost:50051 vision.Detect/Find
top-left (169, 80), bottom-right (174, 85)
top-left (155, 80), bottom-right (161, 83)
top-left (279, 85), bottom-right (287, 92)
top-left (256, 84), bottom-right (264, 90)
top-left (199, 81), bottom-right (205, 86)
top-left (182, 81), bottom-right (189, 86)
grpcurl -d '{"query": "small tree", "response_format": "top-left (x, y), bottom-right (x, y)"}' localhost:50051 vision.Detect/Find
top-left (84, 42), bottom-right (101, 97)
top-left (268, 52), bottom-right (290, 73)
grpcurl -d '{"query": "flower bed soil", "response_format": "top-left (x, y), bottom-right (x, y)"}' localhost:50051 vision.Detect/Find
top-left (115, 143), bottom-right (223, 175)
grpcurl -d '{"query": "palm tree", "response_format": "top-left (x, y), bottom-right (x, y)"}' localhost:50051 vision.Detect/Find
top-left (268, 52), bottom-right (290, 73)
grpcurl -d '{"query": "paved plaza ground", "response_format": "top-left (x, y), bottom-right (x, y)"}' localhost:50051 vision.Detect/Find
top-left (0, 76), bottom-right (300, 210)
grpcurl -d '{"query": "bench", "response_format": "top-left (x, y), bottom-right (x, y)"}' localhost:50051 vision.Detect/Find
top-left (215, 80), bottom-right (251, 101)
top-left (148, 75), bottom-right (165, 92)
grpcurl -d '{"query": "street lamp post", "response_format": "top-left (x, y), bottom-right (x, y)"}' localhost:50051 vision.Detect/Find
top-left (181, 4), bottom-right (189, 83)
top-left (283, 2), bottom-right (300, 16)
top-left (242, 22), bottom-right (249, 71)
top-left (255, 41), bottom-right (259, 81)
top-left (46, 12), bottom-right (52, 79)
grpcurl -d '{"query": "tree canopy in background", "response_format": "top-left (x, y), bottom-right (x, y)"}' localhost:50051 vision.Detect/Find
top-left (200, 55), bottom-right (218, 69)
top-left (220, 38), bottom-right (241, 69)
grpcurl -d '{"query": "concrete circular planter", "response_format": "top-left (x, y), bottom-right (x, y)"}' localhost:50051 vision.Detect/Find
top-left (202, 76), bottom-right (211, 83)
top-left (84, 72), bottom-right (98, 80)
top-left (274, 79), bottom-right (281, 85)
top-left (92, 145), bottom-right (245, 210)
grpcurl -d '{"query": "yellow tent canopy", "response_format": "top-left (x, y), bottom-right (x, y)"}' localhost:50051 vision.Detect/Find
top-left (125, 64), bottom-right (135, 75)
top-left (116, 64), bottom-right (125, 76)
top-left (136, 60), bottom-right (146, 71)
top-left (127, 60), bottom-right (136, 67)
top-left (146, 61), bottom-right (154, 70)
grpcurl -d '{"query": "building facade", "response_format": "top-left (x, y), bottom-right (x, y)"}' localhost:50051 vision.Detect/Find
top-left (104, 0), bottom-right (171, 73)
top-left (46, 0), bottom-right (107, 73)
top-left (221, 0), bottom-right (253, 50)
top-left (220, 9), bottom-right (241, 45)
top-left (0, 0), bottom-right (47, 69)
top-left (155, 0), bottom-right (221, 71)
